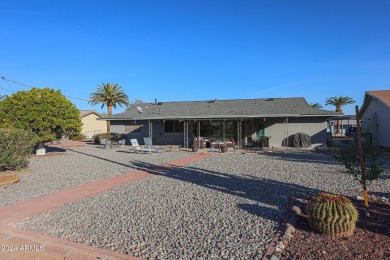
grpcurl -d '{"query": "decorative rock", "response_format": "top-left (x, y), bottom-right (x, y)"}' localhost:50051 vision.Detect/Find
top-left (0, 175), bottom-right (20, 186)
top-left (291, 205), bottom-right (302, 216)
top-left (7, 149), bottom-right (390, 259)
top-left (36, 148), bottom-right (46, 156)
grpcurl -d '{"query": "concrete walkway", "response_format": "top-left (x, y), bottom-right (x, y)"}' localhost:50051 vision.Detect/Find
top-left (0, 154), bottom-right (210, 260)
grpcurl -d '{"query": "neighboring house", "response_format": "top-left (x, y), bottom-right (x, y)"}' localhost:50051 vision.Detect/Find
top-left (327, 115), bottom-right (357, 135)
top-left (102, 98), bottom-right (339, 148)
top-left (80, 110), bottom-right (107, 138)
top-left (360, 90), bottom-right (390, 148)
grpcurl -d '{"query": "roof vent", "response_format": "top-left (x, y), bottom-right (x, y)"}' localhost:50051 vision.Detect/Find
top-left (265, 98), bottom-right (274, 101)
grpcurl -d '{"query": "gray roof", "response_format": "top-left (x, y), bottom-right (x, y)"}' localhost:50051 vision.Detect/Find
top-left (104, 97), bottom-right (340, 120)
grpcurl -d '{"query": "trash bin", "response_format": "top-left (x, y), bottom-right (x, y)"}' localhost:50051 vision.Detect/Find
top-left (192, 145), bottom-right (199, 152)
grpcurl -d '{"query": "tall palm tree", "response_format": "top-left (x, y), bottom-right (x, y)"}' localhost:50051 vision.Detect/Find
top-left (88, 83), bottom-right (130, 133)
top-left (309, 103), bottom-right (323, 109)
top-left (325, 96), bottom-right (355, 134)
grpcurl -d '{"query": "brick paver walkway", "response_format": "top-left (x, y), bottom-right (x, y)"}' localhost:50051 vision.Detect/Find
top-left (0, 154), bottom-right (210, 260)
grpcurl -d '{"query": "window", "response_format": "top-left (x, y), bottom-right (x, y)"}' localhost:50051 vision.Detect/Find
top-left (165, 120), bottom-right (183, 133)
top-left (125, 121), bottom-right (142, 133)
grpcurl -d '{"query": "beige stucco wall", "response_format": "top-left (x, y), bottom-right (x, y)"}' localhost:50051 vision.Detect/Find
top-left (81, 113), bottom-right (107, 138)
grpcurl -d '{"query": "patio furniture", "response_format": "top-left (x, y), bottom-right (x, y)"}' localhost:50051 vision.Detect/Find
top-left (100, 139), bottom-right (113, 149)
top-left (143, 137), bottom-right (166, 152)
top-left (118, 139), bottom-right (126, 148)
top-left (193, 137), bottom-right (206, 148)
top-left (130, 139), bottom-right (153, 153)
top-left (220, 145), bottom-right (228, 153)
top-left (210, 140), bottom-right (225, 148)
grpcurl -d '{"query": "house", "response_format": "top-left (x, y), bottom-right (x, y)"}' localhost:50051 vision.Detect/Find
top-left (360, 90), bottom-right (390, 148)
top-left (80, 110), bottom-right (107, 138)
top-left (327, 115), bottom-right (357, 135)
top-left (103, 97), bottom-right (340, 148)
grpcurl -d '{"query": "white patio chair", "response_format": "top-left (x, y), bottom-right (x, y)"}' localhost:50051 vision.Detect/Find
top-left (130, 139), bottom-right (153, 153)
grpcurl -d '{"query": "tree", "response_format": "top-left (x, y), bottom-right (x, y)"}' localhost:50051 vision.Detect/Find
top-left (309, 103), bottom-right (323, 109)
top-left (325, 96), bottom-right (355, 134)
top-left (88, 83), bottom-right (130, 133)
top-left (0, 88), bottom-right (82, 144)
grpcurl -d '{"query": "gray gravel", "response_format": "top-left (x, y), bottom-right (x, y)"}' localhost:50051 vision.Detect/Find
top-left (12, 149), bottom-right (390, 259)
top-left (0, 145), bottom-right (190, 207)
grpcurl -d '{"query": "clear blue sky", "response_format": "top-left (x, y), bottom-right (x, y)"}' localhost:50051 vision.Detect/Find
top-left (1, 0), bottom-right (389, 115)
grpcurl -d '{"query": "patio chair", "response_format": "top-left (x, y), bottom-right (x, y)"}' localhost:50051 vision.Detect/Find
top-left (144, 137), bottom-right (166, 153)
top-left (130, 139), bottom-right (153, 153)
top-left (118, 139), bottom-right (126, 148)
top-left (100, 139), bottom-right (113, 149)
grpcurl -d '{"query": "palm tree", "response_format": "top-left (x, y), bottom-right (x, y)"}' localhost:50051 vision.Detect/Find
top-left (325, 96), bottom-right (355, 134)
top-left (88, 83), bottom-right (130, 133)
top-left (309, 103), bottom-right (323, 109)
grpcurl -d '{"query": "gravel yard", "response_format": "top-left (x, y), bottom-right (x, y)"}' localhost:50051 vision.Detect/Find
top-left (12, 149), bottom-right (390, 259)
top-left (0, 145), bottom-right (190, 207)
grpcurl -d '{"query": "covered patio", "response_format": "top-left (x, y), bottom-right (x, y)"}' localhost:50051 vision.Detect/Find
top-left (105, 98), bottom-right (340, 148)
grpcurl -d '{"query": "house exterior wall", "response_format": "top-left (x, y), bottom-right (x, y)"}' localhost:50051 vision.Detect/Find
top-left (110, 120), bottom-right (184, 145)
top-left (260, 117), bottom-right (328, 147)
top-left (110, 117), bottom-right (328, 147)
top-left (361, 100), bottom-right (390, 148)
top-left (81, 114), bottom-right (107, 138)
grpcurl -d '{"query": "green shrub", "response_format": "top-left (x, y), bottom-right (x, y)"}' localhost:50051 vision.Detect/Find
top-left (111, 133), bottom-right (127, 141)
top-left (93, 133), bottom-right (112, 144)
top-left (93, 133), bottom-right (127, 144)
top-left (306, 193), bottom-right (358, 239)
top-left (0, 128), bottom-right (39, 171)
top-left (333, 141), bottom-right (385, 181)
top-left (70, 134), bottom-right (86, 141)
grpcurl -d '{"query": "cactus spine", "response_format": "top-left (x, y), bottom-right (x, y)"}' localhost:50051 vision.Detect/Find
top-left (306, 193), bottom-right (358, 239)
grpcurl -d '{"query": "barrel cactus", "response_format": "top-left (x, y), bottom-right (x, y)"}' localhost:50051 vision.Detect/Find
top-left (306, 193), bottom-right (358, 239)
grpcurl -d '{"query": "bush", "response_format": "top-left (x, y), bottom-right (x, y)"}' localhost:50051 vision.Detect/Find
top-left (0, 128), bottom-right (38, 171)
top-left (93, 133), bottom-right (112, 144)
top-left (111, 133), bottom-right (127, 141)
top-left (333, 141), bottom-right (385, 181)
top-left (70, 134), bottom-right (86, 141)
top-left (93, 133), bottom-right (127, 144)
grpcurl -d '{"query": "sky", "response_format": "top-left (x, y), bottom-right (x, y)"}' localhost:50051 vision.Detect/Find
top-left (1, 0), bottom-right (389, 115)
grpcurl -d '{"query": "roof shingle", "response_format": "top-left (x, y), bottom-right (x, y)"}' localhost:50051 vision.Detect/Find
top-left (106, 97), bottom-right (338, 120)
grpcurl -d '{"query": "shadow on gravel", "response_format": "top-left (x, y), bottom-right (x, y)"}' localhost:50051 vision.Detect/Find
top-left (261, 150), bottom-right (339, 165)
top-left (66, 148), bottom-right (134, 169)
top-left (128, 160), bottom-right (323, 222)
top-left (32, 146), bottom-right (67, 154)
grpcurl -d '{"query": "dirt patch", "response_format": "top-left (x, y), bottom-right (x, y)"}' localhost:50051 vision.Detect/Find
top-left (0, 175), bottom-right (20, 186)
top-left (279, 195), bottom-right (390, 259)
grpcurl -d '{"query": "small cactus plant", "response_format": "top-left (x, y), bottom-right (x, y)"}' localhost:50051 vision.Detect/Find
top-left (306, 193), bottom-right (358, 239)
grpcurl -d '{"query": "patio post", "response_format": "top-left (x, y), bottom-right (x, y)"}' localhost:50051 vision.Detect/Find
top-left (148, 120), bottom-right (152, 141)
top-left (198, 121), bottom-right (201, 149)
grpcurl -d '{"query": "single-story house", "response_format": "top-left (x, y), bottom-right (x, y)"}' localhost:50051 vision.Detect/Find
top-left (102, 97), bottom-right (340, 148)
top-left (360, 90), bottom-right (390, 148)
top-left (80, 110), bottom-right (107, 138)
